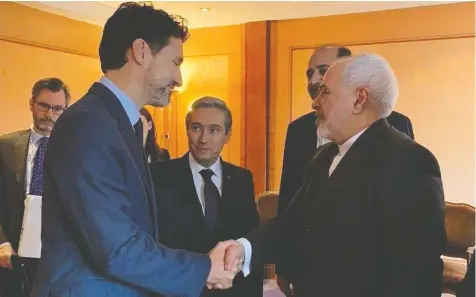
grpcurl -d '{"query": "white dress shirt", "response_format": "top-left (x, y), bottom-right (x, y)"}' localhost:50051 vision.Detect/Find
top-left (188, 153), bottom-right (223, 215)
top-left (239, 128), bottom-right (369, 277)
top-left (25, 126), bottom-right (48, 194)
top-left (329, 128), bottom-right (367, 176)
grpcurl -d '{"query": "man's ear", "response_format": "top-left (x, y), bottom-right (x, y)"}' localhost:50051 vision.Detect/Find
top-left (130, 38), bottom-right (150, 67)
top-left (353, 87), bottom-right (369, 114)
top-left (224, 129), bottom-right (232, 144)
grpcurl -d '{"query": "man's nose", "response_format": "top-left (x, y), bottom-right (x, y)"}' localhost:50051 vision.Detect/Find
top-left (311, 96), bottom-right (322, 111)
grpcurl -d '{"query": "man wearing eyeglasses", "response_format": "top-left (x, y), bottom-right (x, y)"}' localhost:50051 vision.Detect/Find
top-left (0, 77), bottom-right (70, 295)
top-left (277, 45), bottom-right (414, 296)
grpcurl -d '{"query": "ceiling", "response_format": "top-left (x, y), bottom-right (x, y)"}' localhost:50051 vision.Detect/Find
top-left (18, 1), bottom-right (464, 29)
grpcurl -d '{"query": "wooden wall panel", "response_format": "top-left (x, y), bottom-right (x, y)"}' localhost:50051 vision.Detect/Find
top-left (0, 2), bottom-right (102, 58)
top-left (0, 40), bottom-right (101, 135)
top-left (244, 21), bottom-right (269, 194)
top-left (174, 55), bottom-right (230, 160)
top-left (0, 2), bottom-right (102, 135)
top-left (150, 25), bottom-right (246, 167)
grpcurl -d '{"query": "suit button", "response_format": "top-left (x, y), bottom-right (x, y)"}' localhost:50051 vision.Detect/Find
top-left (306, 228), bottom-right (311, 232)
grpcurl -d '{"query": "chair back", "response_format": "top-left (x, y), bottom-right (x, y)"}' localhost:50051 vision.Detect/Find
top-left (256, 191), bottom-right (279, 226)
top-left (255, 191), bottom-right (279, 279)
top-left (442, 202), bottom-right (475, 294)
top-left (445, 202), bottom-right (475, 257)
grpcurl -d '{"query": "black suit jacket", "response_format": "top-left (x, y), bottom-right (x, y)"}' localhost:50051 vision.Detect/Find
top-left (246, 119), bottom-right (446, 297)
top-left (33, 83), bottom-right (211, 297)
top-left (150, 154), bottom-right (262, 297)
top-left (278, 110), bottom-right (414, 214)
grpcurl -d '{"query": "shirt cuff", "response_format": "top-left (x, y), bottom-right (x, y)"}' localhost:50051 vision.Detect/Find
top-left (236, 238), bottom-right (252, 277)
top-left (0, 242), bottom-right (11, 249)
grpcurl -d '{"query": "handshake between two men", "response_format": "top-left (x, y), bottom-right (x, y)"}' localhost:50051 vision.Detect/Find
top-left (206, 240), bottom-right (246, 290)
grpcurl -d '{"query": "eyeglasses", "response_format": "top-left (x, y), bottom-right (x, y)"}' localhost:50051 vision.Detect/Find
top-left (33, 98), bottom-right (65, 115)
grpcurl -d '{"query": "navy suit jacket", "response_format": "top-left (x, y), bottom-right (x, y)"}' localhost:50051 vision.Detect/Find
top-left (278, 110), bottom-right (414, 215)
top-left (33, 83), bottom-right (211, 297)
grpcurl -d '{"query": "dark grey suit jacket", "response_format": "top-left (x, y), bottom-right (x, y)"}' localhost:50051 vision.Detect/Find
top-left (247, 119), bottom-right (446, 297)
top-left (0, 129), bottom-right (30, 249)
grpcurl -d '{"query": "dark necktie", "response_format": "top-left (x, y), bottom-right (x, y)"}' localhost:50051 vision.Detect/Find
top-left (29, 137), bottom-right (49, 195)
top-left (200, 169), bottom-right (220, 231)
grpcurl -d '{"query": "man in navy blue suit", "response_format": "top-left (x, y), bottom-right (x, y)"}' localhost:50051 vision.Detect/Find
top-left (33, 3), bottom-right (238, 297)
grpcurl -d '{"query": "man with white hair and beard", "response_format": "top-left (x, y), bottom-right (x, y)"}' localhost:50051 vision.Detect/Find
top-left (222, 53), bottom-right (447, 297)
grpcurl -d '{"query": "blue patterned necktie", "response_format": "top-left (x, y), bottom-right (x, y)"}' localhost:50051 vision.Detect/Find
top-left (29, 137), bottom-right (49, 195)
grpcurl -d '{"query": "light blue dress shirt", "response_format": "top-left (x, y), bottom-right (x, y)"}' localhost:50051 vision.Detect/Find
top-left (99, 76), bottom-right (140, 126)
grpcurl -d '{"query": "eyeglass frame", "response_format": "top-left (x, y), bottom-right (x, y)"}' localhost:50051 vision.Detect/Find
top-left (32, 97), bottom-right (66, 115)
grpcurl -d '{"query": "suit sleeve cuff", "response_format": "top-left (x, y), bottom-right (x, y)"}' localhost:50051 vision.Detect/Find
top-left (237, 238), bottom-right (252, 277)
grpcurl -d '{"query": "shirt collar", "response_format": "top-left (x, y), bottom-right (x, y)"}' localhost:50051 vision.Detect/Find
top-left (337, 128), bottom-right (368, 156)
top-left (30, 126), bottom-right (47, 144)
top-left (99, 76), bottom-right (139, 126)
top-left (189, 152), bottom-right (222, 179)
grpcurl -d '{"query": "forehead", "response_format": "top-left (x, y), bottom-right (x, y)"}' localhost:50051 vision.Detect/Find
top-left (36, 89), bottom-right (66, 105)
top-left (323, 61), bottom-right (346, 87)
top-left (190, 107), bottom-right (225, 126)
top-left (158, 37), bottom-right (183, 59)
top-left (307, 48), bottom-right (339, 68)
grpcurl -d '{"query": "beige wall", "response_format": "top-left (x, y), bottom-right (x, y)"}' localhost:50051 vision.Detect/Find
top-left (0, 40), bottom-right (102, 134)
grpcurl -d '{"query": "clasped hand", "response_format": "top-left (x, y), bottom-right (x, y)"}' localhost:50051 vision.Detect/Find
top-left (206, 240), bottom-right (245, 290)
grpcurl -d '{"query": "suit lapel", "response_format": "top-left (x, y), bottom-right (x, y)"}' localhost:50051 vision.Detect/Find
top-left (309, 113), bottom-right (318, 151)
top-left (302, 119), bottom-right (390, 215)
top-left (220, 160), bottom-right (232, 204)
top-left (328, 119), bottom-right (389, 184)
top-left (178, 154), bottom-right (209, 235)
top-left (89, 83), bottom-right (158, 238)
top-left (217, 160), bottom-right (236, 231)
top-left (13, 130), bottom-right (30, 194)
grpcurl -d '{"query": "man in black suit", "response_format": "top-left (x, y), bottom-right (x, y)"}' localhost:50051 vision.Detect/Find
top-left (0, 77), bottom-right (70, 296)
top-left (278, 45), bottom-right (414, 218)
top-left (33, 3), bottom-right (237, 297)
top-left (150, 97), bottom-right (262, 297)
top-left (223, 54), bottom-right (446, 297)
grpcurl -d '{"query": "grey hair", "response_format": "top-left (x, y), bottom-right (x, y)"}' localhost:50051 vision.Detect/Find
top-left (185, 96), bottom-right (233, 134)
top-left (339, 54), bottom-right (398, 118)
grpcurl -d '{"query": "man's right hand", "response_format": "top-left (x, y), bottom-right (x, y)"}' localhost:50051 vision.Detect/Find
top-left (277, 275), bottom-right (295, 297)
top-left (0, 244), bottom-right (15, 269)
top-left (206, 241), bottom-right (239, 290)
